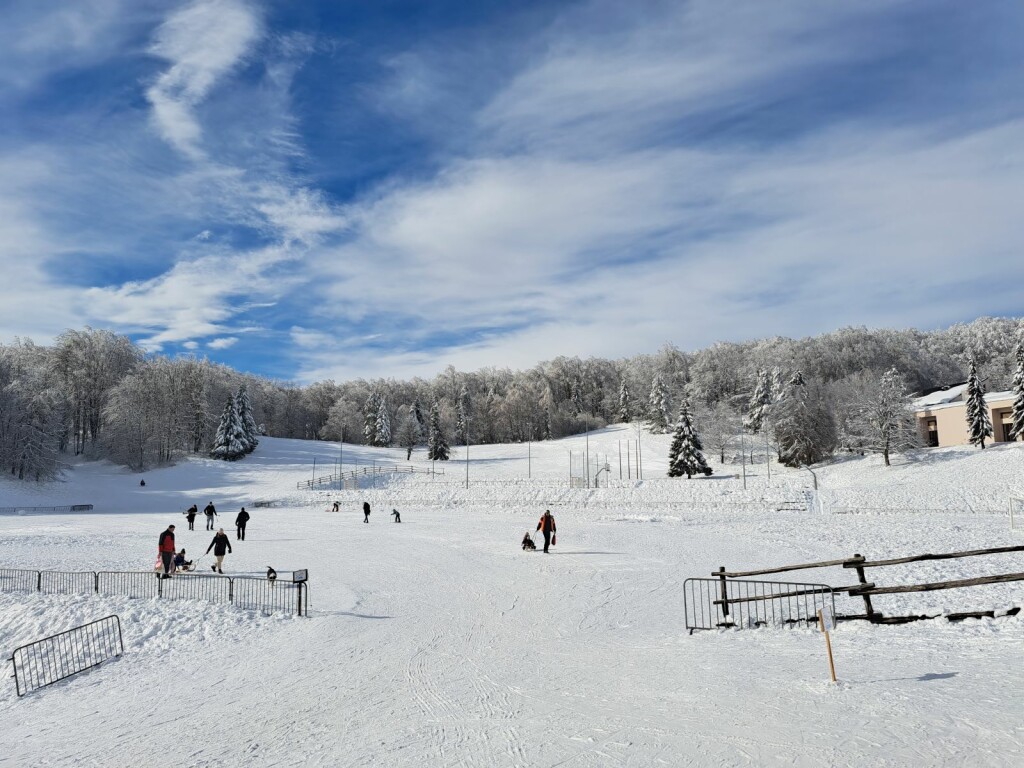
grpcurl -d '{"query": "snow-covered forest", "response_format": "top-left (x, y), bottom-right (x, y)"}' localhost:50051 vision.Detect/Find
top-left (1, 317), bottom-right (1022, 480)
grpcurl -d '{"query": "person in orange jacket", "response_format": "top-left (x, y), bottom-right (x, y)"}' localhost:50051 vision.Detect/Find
top-left (157, 524), bottom-right (176, 579)
top-left (536, 510), bottom-right (556, 553)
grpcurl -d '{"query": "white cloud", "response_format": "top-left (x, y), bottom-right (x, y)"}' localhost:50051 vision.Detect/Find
top-left (146, 0), bottom-right (263, 159)
top-left (207, 336), bottom-right (238, 349)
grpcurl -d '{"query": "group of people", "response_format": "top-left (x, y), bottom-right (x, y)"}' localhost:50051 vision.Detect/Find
top-left (522, 510), bottom-right (557, 553)
top-left (158, 502), bottom-right (252, 577)
top-left (353, 501), bottom-right (401, 523)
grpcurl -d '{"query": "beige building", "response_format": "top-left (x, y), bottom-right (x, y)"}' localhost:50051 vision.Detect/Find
top-left (912, 384), bottom-right (1017, 448)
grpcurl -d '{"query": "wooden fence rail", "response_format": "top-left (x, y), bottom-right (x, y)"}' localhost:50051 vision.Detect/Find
top-left (714, 544), bottom-right (1024, 625)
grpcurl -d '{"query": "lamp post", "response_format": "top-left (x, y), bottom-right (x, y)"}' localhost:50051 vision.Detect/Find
top-left (465, 419), bottom-right (470, 489)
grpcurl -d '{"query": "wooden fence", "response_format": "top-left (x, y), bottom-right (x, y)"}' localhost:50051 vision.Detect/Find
top-left (713, 544), bottom-right (1024, 625)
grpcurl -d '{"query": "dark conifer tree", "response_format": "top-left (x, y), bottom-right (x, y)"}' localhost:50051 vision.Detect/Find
top-left (427, 400), bottom-right (450, 460)
top-left (667, 401), bottom-right (710, 478)
top-left (210, 395), bottom-right (247, 460)
top-left (1009, 343), bottom-right (1024, 442)
top-left (965, 358), bottom-right (993, 449)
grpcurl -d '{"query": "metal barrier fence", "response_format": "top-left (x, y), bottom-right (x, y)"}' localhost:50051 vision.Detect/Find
top-left (1, 568), bottom-right (308, 617)
top-left (9, 615), bottom-right (123, 697)
top-left (0, 504), bottom-right (94, 514)
top-left (683, 578), bottom-right (835, 633)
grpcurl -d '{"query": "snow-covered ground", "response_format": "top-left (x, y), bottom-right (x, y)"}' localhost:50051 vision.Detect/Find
top-left (1, 430), bottom-right (1022, 766)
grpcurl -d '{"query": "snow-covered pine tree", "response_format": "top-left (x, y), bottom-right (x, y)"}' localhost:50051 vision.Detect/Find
top-left (618, 380), bottom-right (631, 423)
top-left (571, 377), bottom-right (584, 415)
top-left (743, 369), bottom-right (772, 434)
top-left (210, 395), bottom-right (248, 460)
top-left (773, 371), bottom-right (836, 467)
top-left (1009, 343), bottom-right (1024, 441)
top-left (374, 395), bottom-right (392, 447)
top-left (235, 385), bottom-right (259, 453)
top-left (363, 391), bottom-right (381, 445)
top-left (667, 401), bottom-right (711, 478)
top-left (454, 384), bottom-right (469, 445)
top-left (412, 399), bottom-right (426, 442)
top-left (964, 358), bottom-right (993, 449)
top-left (647, 374), bottom-right (671, 433)
top-left (427, 399), bottom-right (450, 460)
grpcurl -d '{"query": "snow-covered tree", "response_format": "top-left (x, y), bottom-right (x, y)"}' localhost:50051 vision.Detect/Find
top-left (773, 371), bottom-right (837, 467)
top-left (235, 384), bottom-right (259, 453)
top-left (667, 401), bottom-right (711, 478)
top-left (1009, 343), bottom-right (1024, 441)
top-left (363, 391), bottom-right (382, 445)
top-left (374, 395), bottom-right (392, 447)
top-left (647, 374), bottom-right (671, 433)
top-left (618, 380), bottom-right (631, 423)
top-left (846, 368), bottom-right (919, 466)
top-left (454, 384), bottom-right (470, 445)
top-left (698, 400), bottom-right (742, 464)
top-left (427, 399), bottom-right (450, 460)
top-left (210, 395), bottom-right (248, 460)
top-left (412, 399), bottom-right (427, 442)
top-left (743, 369), bottom-right (773, 434)
top-left (965, 358), bottom-right (993, 449)
top-left (398, 406), bottom-right (419, 460)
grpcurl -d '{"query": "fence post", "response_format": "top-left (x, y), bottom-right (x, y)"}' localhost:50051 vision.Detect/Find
top-left (94, 572), bottom-right (99, 594)
top-left (229, 577), bottom-right (234, 605)
top-left (297, 583), bottom-right (304, 617)
top-left (158, 575), bottom-right (163, 598)
top-left (36, 571), bottom-right (42, 592)
top-left (850, 554), bottom-right (877, 621)
top-left (717, 566), bottom-right (730, 618)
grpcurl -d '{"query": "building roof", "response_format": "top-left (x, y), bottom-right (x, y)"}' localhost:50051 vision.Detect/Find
top-left (912, 385), bottom-right (1014, 412)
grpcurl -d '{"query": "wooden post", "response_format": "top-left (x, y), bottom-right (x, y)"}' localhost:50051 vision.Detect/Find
top-left (818, 608), bottom-right (837, 683)
top-left (717, 566), bottom-right (730, 618)
top-left (851, 554), bottom-right (877, 622)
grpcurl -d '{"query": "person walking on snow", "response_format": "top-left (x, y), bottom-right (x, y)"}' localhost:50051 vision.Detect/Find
top-left (203, 502), bottom-right (217, 530)
top-left (363, 501), bottom-right (371, 523)
top-left (536, 510), bottom-right (557, 553)
top-left (158, 524), bottom-right (176, 579)
top-left (206, 528), bottom-right (232, 574)
top-left (184, 504), bottom-right (198, 530)
top-left (392, 508), bottom-right (401, 523)
top-left (235, 507), bottom-right (250, 540)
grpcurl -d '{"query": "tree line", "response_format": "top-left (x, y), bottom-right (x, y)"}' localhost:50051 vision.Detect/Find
top-left (1, 317), bottom-right (1022, 481)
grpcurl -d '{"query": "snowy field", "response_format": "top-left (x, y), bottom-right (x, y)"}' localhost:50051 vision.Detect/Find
top-left (1, 429), bottom-right (1023, 767)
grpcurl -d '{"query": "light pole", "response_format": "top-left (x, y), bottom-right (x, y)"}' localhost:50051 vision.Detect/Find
top-left (465, 419), bottom-right (470, 489)
top-left (740, 432), bottom-right (747, 490)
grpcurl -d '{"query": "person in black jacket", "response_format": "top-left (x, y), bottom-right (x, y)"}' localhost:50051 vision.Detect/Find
top-left (536, 510), bottom-right (557, 553)
top-left (184, 504), bottom-right (198, 530)
top-left (363, 501), bottom-right (371, 523)
top-left (235, 507), bottom-right (250, 540)
top-left (203, 502), bottom-right (217, 530)
top-left (206, 529), bottom-right (232, 573)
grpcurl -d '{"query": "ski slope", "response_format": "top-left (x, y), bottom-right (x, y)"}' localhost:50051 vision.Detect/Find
top-left (1, 431), bottom-right (1022, 766)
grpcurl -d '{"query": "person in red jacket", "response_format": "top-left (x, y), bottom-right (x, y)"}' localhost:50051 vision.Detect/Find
top-left (157, 525), bottom-right (176, 579)
top-left (536, 510), bottom-right (556, 553)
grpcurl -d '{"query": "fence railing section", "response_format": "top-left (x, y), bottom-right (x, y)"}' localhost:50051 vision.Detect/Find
top-left (0, 504), bottom-right (93, 515)
top-left (1, 568), bottom-right (308, 617)
top-left (684, 578), bottom-right (835, 633)
top-left (713, 544), bottom-right (1024, 625)
top-left (9, 615), bottom-right (123, 697)
top-left (297, 464), bottom-right (443, 490)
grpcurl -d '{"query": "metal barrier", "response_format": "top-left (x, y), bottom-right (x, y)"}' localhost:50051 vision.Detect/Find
top-left (0, 504), bottom-right (94, 514)
top-left (40, 571), bottom-right (96, 595)
top-left (1, 567), bottom-right (307, 617)
top-left (9, 615), bottom-right (123, 697)
top-left (684, 578), bottom-right (835, 633)
top-left (0, 568), bottom-right (38, 592)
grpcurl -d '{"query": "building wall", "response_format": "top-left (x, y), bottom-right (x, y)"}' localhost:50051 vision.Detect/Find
top-left (915, 397), bottom-right (1017, 448)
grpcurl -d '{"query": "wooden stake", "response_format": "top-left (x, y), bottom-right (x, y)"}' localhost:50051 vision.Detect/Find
top-left (818, 608), bottom-right (837, 683)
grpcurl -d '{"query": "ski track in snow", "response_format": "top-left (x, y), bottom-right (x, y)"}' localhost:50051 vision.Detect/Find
top-left (0, 433), bottom-right (1022, 766)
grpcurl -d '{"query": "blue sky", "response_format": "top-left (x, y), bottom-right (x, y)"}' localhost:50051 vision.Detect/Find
top-left (2, 0), bottom-right (1023, 382)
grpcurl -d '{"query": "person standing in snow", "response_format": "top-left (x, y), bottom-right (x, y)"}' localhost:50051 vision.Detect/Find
top-left (157, 524), bottom-right (176, 579)
top-left (206, 528), bottom-right (232, 574)
top-left (536, 510), bottom-right (557, 553)
top-left (184, 504), bottom-right (198, 530)
top-left (392, 508), bottom-right (401, 523)
top-left (363, 501), bottom-right (371, 523)
top-left (235, 507), bottom-right (250, 540)
top-left (332, 501), bottom-right (340, 512)
top-left (203, 501), bottom-right (218, 530)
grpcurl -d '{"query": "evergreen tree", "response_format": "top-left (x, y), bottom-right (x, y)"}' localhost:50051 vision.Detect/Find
top-left (363, 391), bottom-right (381, 445)
top-left (374, 395), bottom-right (392, 447)
top-left (964, 358), bottom-right (993, 449)
top-left (743, 369), bottom-right (772, 434)
top-left (774, 371), bottom-right (837, 467)
top-left (1009, 343), bottom-right (1024, 442)
top-left (412, 399), bottom-right (426, 442)
top-left (210, 395), bottom-right (248, 460)
top-left (235, 385), bottom-right (259, 453)
top-left (647, 374), bottom-right (671, 433)
top-left (427, 399), bottom-right (450, 460)
top-left (454, 384), bottom-right (469, 445)
top-left (667, 401), bottom-right (711, 478)
top-left (618, 380), bottom-right (631, 423)
top-left (571, 377), bottom-right (584, 415)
